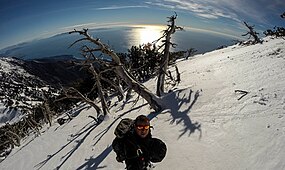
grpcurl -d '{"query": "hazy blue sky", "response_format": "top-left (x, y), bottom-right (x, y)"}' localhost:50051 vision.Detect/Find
top-left (0, 0), bottom-right (284, 49)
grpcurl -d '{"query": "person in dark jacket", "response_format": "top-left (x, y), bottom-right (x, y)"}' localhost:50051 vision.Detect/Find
top-left (112, 115), bottom-right (167, 170)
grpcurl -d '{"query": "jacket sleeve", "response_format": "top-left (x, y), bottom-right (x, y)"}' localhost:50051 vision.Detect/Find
top-left (112, 137), bottom-right (126, 162)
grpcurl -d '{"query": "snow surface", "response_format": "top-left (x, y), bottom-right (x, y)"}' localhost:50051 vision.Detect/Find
top-left (0, 37), bottom-right (285, 170)
top-left (0, 58), bottom-right (29, 76)
top-left (0, 57), bottom-right (54, 127)
top-left (0, 58), bottom-right (34, 126)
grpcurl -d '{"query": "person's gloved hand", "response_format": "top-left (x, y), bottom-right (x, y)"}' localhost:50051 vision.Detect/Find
top-left (148, 138), bottom-right (167, 163)
top-left (116, 154), bottom-right (125, 162)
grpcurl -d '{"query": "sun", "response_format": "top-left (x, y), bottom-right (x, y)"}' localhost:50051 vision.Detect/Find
top-left (136, 25), bottom-right (163, 45)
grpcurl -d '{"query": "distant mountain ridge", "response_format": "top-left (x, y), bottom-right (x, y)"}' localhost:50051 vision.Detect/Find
top-left (0, 56), bottom-right (90, 125)
top-left (5, 55), bottom-right (89, 87)
top-left (0, 57), bottom-right (50, 126)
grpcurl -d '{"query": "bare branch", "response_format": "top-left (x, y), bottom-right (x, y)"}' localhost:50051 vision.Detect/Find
top-left (69, 38), bottom-right (89, 48)
top-left (62, 87), bottom-right (102, 116)
top-left (70, 29), bottom-right (162, 112)
top-left (235, 89), bottom-right (249, 100)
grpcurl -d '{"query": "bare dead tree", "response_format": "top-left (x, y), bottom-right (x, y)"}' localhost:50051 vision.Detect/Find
top-left (263, 12), bottom-right (285, 38)
top-left (57, 87), bottom-right (102, 117)
top-left (24, 115), bottom-right (41, 136)
top-left (155, 13), bottom-right (183, 96)
top-left (87, 63), bottom-right (110, 116)
top-left (69, 29), bottom-right (162, 113)
top-left (185, 48), bottom-right (197, 59)
top-left (40, 102), bottom-right (53, 126)
top-left (0, 113), bottom-right (42, 156)
top-left (1, 124), bottom-right (21, 147)
top-left (242, 21), bottom-right (262, 44)
top-left (66, 46), bottom-right (125, 120)
top-left (264, 26), bottom-right (285, 38)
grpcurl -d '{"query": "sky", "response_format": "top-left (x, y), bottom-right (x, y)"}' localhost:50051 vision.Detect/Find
top-left (0, 0), bottom-right (284, 50)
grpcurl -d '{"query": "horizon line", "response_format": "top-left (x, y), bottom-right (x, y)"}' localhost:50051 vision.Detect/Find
top-left (1, 24), bottom-right (243, 50)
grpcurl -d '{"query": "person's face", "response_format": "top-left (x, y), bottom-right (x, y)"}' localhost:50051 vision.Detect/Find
top-left (135, 122), bottom-right (150, 138)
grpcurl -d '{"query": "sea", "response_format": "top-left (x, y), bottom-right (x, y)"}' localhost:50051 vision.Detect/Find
top-left (0, 26), bottom-right (239, 60)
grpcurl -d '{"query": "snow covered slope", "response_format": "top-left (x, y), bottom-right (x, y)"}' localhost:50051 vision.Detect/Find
top-left (0, 57), bottom-right (49, 126)
top-left (0, 37), bottom-right (284, 170)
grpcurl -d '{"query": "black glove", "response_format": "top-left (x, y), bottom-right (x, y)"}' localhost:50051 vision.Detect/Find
top-left (116, 154), bottom-right (126, 162)
top-left (149, 138), bottom-right (167, 163)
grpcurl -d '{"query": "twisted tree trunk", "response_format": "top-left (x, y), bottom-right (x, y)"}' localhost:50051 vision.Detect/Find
top-left (157, 14), bottom-right (181, 96)
top-left (115, 65), bottom-right (161, 111)
top-left (69, 29), bottom-right (162, 112)
top-left (88, 63), bottom-right (110, 116)
top-left (242, 22), bottom-right (261, 43)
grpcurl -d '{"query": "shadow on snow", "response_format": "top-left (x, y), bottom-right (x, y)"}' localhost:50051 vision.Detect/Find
top-left (76, 146), bottom-right (112, 170)
top-left (34, 87), bottom-right (200, 170)
top-left (149, 87), bottom-right (202, 139)
top-left (77, 103), bottom-right (148, 170)
top-left (34, 120), bottom-right (97, 170)
top-left (34, 102), bottom-right (147, 170)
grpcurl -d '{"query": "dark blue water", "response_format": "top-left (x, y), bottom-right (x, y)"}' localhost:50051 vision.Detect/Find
top-left (0, 26), bottom-right (236, 60)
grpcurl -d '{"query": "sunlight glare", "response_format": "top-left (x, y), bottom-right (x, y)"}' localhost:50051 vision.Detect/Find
top-left (136, 25), bottom-right (163, 45)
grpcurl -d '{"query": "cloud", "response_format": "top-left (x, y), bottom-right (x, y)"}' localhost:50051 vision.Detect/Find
top-left (145, 2), bottom-right (175, 9)
top-left (60, 23), bottom-right (98, 31)
top-left (146, 0), bottom-right (240, 21)
top-left (145, 0), bottom-right (285, 24)
top-left (96, 5), bottom-right (148, 10)
top-left (196, 13), bottom-right (218, 19)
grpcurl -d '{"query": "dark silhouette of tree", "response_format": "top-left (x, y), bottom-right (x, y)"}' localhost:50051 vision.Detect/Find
top-left (124, 44), bottom-right (161, 82)
top-left (155, 13), bottom-right (183, 96)
top-left (242, 21), bottom-right (262, 44)
top-left (264, 26), bottom-right (285, 37)
top-left (263, 12), bottom-right (285, 38)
